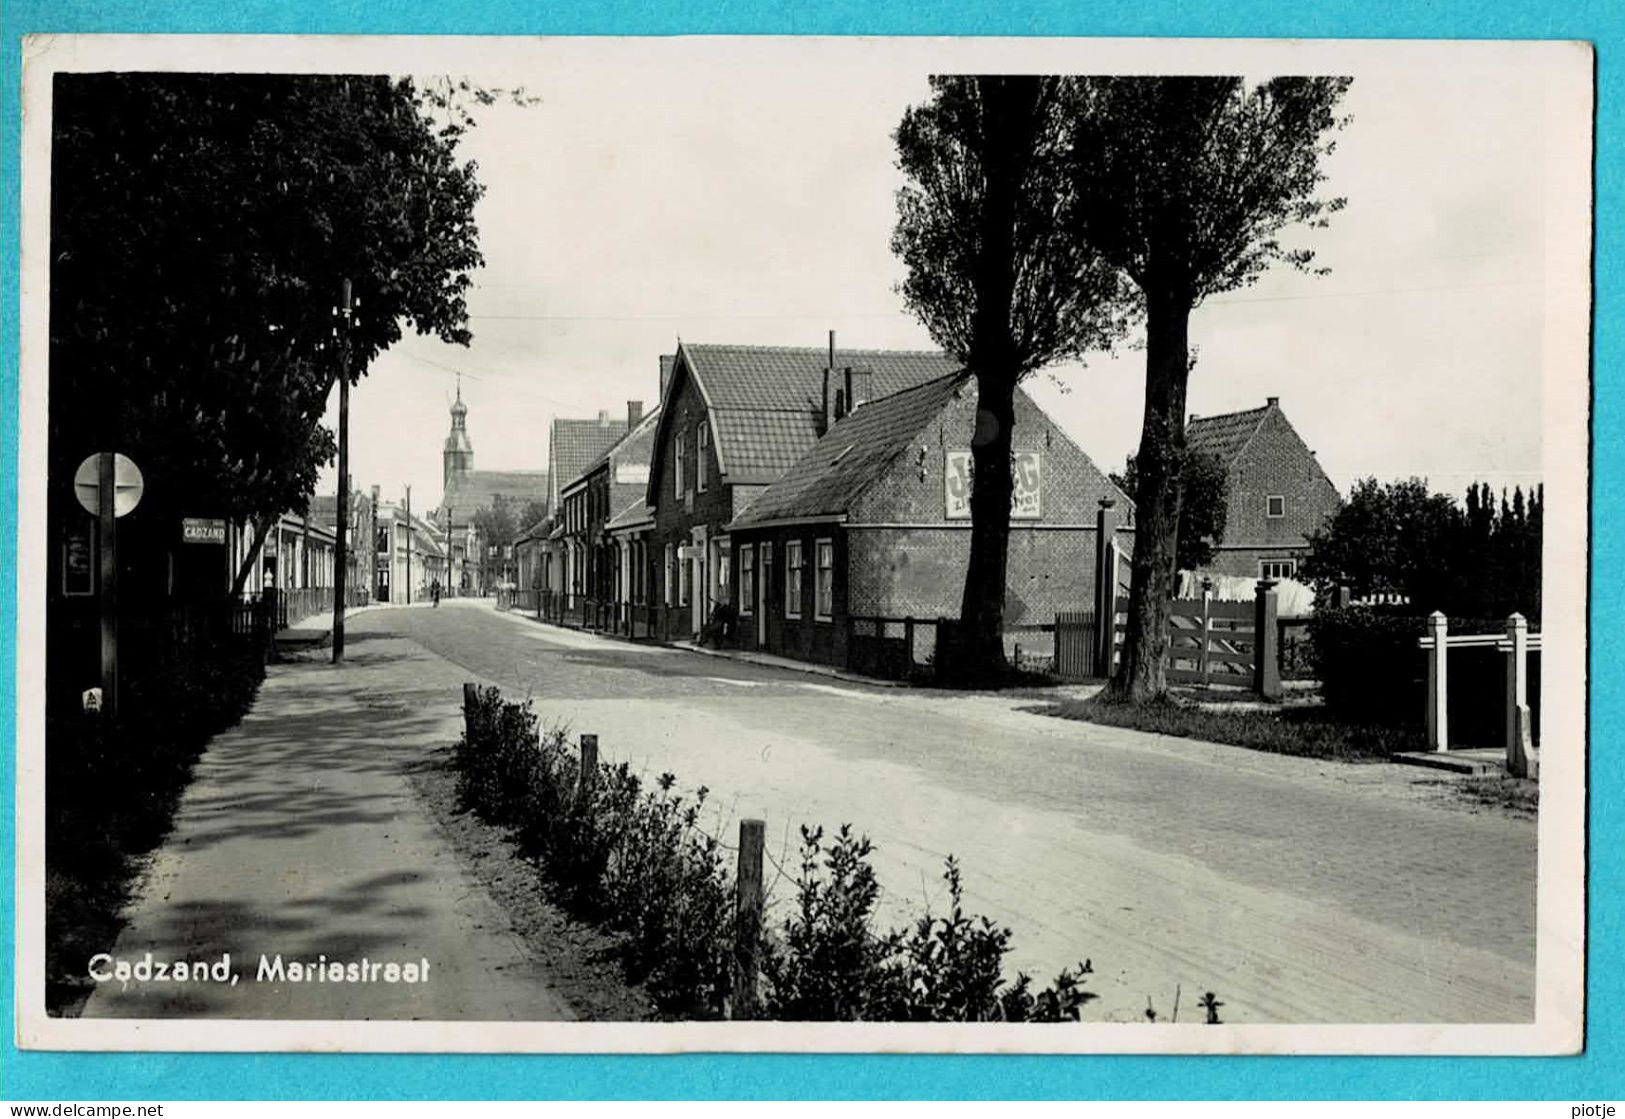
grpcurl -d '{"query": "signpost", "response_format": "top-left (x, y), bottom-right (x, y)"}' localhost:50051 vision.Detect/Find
top-left (74, 452), bottom-right (143, 719)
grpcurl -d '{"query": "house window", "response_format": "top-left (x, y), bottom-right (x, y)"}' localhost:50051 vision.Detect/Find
top-left (664, 543), bottom-right (674, 605)
top-left (697, 424), bottom-right (709, 492)
top-left (675, 433), bottom-right (686, 500)
top-left (680, 547), bottom-right (692, 606)
top-left (786, 540), bottom-right (803, 618)
top-left (1260, 559), bottom-right (1297, 580)
top-left (1266, 495), bottom-right (1286, 518)
top-left (815, 538), bottom-right (834, 620)
top-left (740, 544), bottom-right (755, 615)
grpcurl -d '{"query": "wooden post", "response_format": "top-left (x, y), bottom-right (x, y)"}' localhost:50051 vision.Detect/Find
top-left (462, 680), bottom-right (478, 735)
top-left (1094, 499), bottom-right (1117, 678)
top-left (1199, 577), bottom-right (1213, 686)
top-left (732, 817), bottom-right (766, 1019)
top-left (578, 733), bottom-right (598, 799)
top-left (97, 452), bottom-right (118, 718)
top-left (1253, 580), bottom-right (1282, 700)
top-left (1504, 612), bottom-right (1530, 768)
top-left (1426, 611), bottom-right (1450, 752)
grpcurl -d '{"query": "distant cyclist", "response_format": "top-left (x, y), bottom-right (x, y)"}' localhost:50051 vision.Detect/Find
top-left (431, 578), bottom-right (441, 607)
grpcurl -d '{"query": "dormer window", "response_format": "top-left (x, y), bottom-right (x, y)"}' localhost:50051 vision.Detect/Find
top-left (1267, 495), bottom-right (1286, 518)
top-left (697, 423), bottom-right (709, 492)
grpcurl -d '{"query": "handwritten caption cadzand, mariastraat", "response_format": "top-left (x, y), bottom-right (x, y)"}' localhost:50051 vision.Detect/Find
top-left (88, 953), bottom-right (432, 987)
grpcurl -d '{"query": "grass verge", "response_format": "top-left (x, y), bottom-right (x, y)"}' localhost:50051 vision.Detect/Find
top-left (1038, 692), bottom-right (1427, 761)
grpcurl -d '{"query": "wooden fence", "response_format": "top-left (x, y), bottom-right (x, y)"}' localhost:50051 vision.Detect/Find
top-left (1167, 595), bottom-right (1255, 686)
top-left (1055, 579), bottom-right (1288, 699)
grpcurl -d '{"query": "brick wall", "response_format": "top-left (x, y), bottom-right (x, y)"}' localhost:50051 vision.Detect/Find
top-left (1214, 408), bottom-right (1342, 576)
top-left (852, 382), bottom-right (1128, 526)
top-left (646, 362), bottom-right (732, 632)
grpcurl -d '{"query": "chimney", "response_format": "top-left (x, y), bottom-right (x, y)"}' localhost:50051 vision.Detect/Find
top-left (819, 331), bottom-right (839, 435)
top-left (627, 400), bottom-right (644, 429)
top-left (844, 366), bottom-right (874, 414)
top-left (659, 354), bottom-right (676, 402)
top-left (821, 367), bottom-right (840, 434)
top-left (1266, 396), bottom-right (1279, 407)
top-left (598, 409), bottom-right (611, 426)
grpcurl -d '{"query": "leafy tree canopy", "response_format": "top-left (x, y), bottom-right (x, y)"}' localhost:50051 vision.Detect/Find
top-left (891, 76), bottom-right (1134, 677)
top-left (1112, 449), bottom-right (1228, 571)
top-left (1301, 478), bottom-right (1543, 620)
top-left (50, 73), bottom-right (496, 540)
top-left (1063, 76), bottom-right (1351, 699)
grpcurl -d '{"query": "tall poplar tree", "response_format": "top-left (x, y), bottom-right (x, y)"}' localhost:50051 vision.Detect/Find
top-left (1066, 76), bottom-right (1351, 699)
top-left (892, 76), bottom-right (1131, 679)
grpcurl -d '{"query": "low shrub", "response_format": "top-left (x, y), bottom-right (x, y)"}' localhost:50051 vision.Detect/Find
top-left (1307, 608), bottom-right (1429, 724)
top-left (451, 688), bottom-right (1129, 1022)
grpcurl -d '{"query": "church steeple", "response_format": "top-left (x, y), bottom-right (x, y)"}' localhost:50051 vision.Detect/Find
top-left (443, 375), bottom-right (474, 488)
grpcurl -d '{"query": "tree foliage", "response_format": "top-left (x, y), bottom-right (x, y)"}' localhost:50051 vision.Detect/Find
top-left (1301, 478), bottom-right (1543, 619)
top-left (892, 76), bottom-right (1132, 678)
top-left (50, 72), bottom-right (498, 591)
top-left (1113, 450), bottom-right (1228, 571)
top-left (1065, 76), bottom-right (1351, 699)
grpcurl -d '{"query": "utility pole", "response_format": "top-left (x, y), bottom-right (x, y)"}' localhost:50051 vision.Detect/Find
top-left (332, 278), bottom-right (352, 664)
top-left (404, 484), bottom-right (413, 605)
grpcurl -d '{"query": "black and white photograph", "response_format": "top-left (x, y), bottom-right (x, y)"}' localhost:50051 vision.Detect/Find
top-left (14, 35), bottom-right (1590, 1054)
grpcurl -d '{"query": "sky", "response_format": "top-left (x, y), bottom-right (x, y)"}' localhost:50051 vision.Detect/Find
top-left (314, 40), bottom-right (1563, 513)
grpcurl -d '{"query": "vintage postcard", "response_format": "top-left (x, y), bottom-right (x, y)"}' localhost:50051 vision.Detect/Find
top-left (13, 34), bottom-right (1591, 1055)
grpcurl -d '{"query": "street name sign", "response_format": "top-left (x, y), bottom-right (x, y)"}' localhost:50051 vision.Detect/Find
top-left (182, 517), bottom-right (228, 545)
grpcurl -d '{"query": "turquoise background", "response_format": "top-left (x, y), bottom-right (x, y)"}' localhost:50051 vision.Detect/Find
top-left (1, 0), bottom-right (1615, 1101)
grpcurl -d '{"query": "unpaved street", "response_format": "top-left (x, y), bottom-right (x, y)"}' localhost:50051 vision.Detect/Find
top-left (382, 600), bottom-right (1537, 1024)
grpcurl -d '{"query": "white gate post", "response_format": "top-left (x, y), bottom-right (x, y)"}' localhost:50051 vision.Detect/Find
top-left (1504, 612), bottom-right (1535, 777)
top-left (1426, 611), bottom-right (1450, 752)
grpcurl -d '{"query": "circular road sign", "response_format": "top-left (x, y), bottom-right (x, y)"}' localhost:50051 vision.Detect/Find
top-left (74, 453), bottom-right (145, 518)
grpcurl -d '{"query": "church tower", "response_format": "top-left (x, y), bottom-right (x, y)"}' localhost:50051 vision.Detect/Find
top-left (443, 378), bottom-right (474, 488)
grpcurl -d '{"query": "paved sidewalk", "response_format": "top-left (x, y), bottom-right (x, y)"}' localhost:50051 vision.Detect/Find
top-left (82, 628), bottom-right (574, 1020)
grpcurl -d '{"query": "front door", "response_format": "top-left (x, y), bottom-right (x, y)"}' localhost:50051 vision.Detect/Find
top-left (757, 542), bottom-right (771, 646)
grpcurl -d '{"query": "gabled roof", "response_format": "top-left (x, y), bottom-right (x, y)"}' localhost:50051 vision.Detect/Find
top-left (550, 415), bottom-right (630, 499)
top-left (684, 344), bottom-right (959, 412)
top-left (653, 342), bottom-right (963, 489)
top-left (729, 373), bottom-right (970, 528)
top-left (1185, 404), bottom-right (1274, 465)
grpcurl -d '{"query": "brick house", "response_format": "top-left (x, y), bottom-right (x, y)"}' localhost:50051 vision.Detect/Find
top-left (543, 408), bottom-right (631, 606)
top-left (641, 339), bottom-right (961, 640)
top-left (726, 370), bottom-right (1132, 671)
top-left (1185, 397), bottom-right (1343, 580)
top-left (555, 400), bottom-right (658, 624)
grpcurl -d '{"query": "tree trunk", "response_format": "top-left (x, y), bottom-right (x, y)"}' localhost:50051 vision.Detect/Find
top-left (1114, 284), bottom-right (1192, 701)
top-left (230, 517), bottom-right (273, 598)
top-left (949, 76), bottom-right (1039, 684)
top-left (957, 374), bottom-right (1017, 679)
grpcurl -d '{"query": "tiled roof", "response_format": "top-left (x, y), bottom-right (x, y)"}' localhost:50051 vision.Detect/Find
top-left (1185, 405), bottom-right (1273, 465)
top-left (684, 343), bottom-right (961, 412)
top-left (730, 373), bottom-right (970, 527)
top-left (669, 344), bottom-right (961, 485)
top-left (606, 497), bottom-right (654, 533)
top-left (550, 415), bottom-right (630, 495)
top-left (710, 411), bottom-right (825, 483)
top-left (440, 470), bottom-right (550, 528)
